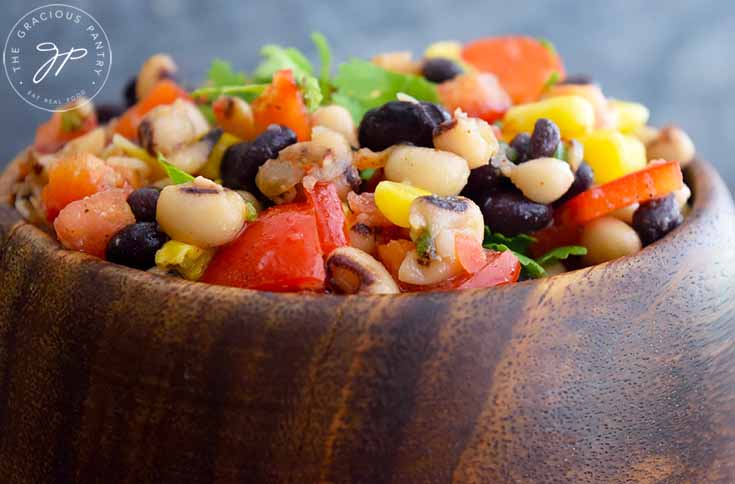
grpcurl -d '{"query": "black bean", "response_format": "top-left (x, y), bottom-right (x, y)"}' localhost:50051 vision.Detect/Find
top-left (461, 163), bottom-right (509, 201)
top-left (632, 194), bottom-right (683, 245)
top-left (96, 104), bottom-right (125, 124)
top-left (106, 222), bottom-right (169, 270)
top-left (421, 58), bottom-right (463, 83)
top-left (358, 101), bottom-right (450, 151)
top-left (123, 76), bottom-right (137, 107)
top-left (220, 125), bottom-right (297, 194)
top-left (509, 133), bottom-right (532, 163)
top-left (478, 187), bottom-right (553, 236)
top-left (529, 118), bottom-right (561, 159)
top-left (554, 161), bottom-right (595, 206)
top-left (559, 74), bottom-right (593, 85)
top-left (127, 188), bottom-right (160, 222)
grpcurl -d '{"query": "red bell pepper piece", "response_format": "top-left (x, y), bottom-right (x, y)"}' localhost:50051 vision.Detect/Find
top-left (252, 69), bottom-right (311, 142)
top-left (201, 203), bottom-right (325, 292)
top-left (559, 160), bottom-right (683, 226)
top-left (305, 182), bottom-right (348, 256)
top-left (114, 80), bottom-right (190, 140)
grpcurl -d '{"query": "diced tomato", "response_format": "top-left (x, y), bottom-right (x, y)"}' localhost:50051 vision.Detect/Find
top-left (461, 36), bottom-right (566, 104)
top-left (305, 182), bottom-right (348, 255)
top-left (34, 107), bottom-right (98, 154)
top-left (251, 69), bottom-right (311, 142)
top-left (437, 72), bottom-right (511, 123)
top-left (53, 189), bottom-right (135, 258)
top-left (376, 239), bottom-right (415, 279)
top-left (201, 203), bottom-right (325, 292)
top-left (115, 80), bottom-right (190, 140)
top-left (455, 233), bottom-right (487, 274)
top-left (559, 160), bottom-right (683, 226)
top-left (41, 153), bottom-right (125, 222)
top-left (423, 250), bottom-right (520, 291)
top-left (455, 250), bottom-right (521, 289)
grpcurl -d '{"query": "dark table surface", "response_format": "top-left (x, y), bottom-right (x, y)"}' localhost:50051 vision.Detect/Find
top-left (2, 0), bottom-right (733, 191)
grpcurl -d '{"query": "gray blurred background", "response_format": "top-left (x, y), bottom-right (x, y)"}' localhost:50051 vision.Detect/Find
top-left (2, 0), bottom-right (733, 190)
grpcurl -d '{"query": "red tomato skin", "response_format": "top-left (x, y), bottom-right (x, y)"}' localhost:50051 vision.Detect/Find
top-left (252, 70), bottom-right (311, 142)
top-left (201, 204), bottom-right (325, 292)
top-left (305, 182), bottom-right (348, 256)
top-left (437, 73), bottom-right (511, 123)
top-left (455, 233), bottom-right (487, 274)
top-left (454, 250), bottom-right (521, 289)
top-left (462, 36), bottom-right (566, 104)
top-left (411, 250), bottom-right (520, 292)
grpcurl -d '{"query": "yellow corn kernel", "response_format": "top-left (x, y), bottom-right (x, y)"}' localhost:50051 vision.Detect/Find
top-left (424, 41), bottom-right (463, 60)
top-left (580, 130), bottom-right (647, 184)
top-left (503, 96), bottom-right (596, 139)
top-left (609, 99), bottom-right (650, 133)
top-left (155, 240), bottom-right (216, 281)
top-left (199, 132), bottom-right (241, 180)
top-left (374, 181), bottom-right (431, 228)
top-left (424, 41), bottom-right (475, 73)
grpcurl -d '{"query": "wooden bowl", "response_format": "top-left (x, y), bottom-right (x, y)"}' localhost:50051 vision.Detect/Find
top-left (0, 152), bottom-right (733, 484)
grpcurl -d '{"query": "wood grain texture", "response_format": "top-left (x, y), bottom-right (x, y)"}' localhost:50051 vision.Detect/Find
top-left (0, 156), bottom-right (733, 483)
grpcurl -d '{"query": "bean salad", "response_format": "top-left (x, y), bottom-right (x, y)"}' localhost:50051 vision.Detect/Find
top-left (9, 34), bottom-right (696, 293)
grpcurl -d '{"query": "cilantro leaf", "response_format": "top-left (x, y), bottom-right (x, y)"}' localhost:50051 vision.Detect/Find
top-left (483, 227), bottom-right (537, 255)
top-left (253, 45), bottom-right (313, 83)
top-left (543, 70), bottom-right (560, 91)
top-left (415, 230), bottom-right (436, 261)
top-left (206, 59), bottom-right (247, 87)
top-left (190, 83), bottom-right (269, 100)
top-left (536, 245), bottom-right (587, 266)
top-left (537, 37), bottom-right (558, 56)
top-left (332, 59), bottom-right (440, 122)
top-left (157, 153), bottom-right (194, 184)
top-left (359, 168), bottom-right (376, 181)
top-left (300, 75), bottom-right (323, 111)
top-left (60, 110), bottom-right (84, 133)
top-left (244, 202), bottom-right (258, 221)
top-left (311, 31), bottom-right (332, 101)
top-left (554, 140), bottom-right (568, 161)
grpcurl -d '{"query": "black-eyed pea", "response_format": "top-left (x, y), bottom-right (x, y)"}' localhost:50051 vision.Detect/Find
top-left (646, 125), bottom-right (696, 166)
top-left (581, 216), bottom-right (642, 265)
top-left (156, 177), bottom-right (246, 248)
top-left (371, 51), bottom-right (421, 75)
top-left (136, 54), bottom-right (178, 100)
top-left (139, 99), bottom-right (210, 156)
top-left (609, 203), bottom-right (639, 225)
top-left (325, 247), bottom-right (399, 294)
top-left (673, 183), bottom-right (691, 209)
top-left (398, 250), bottom-right (462, 285)
top-left (509, 157), bottom-right (575, 204)
top-left (408, 195), bottom-right (483, 259)
top-left (433, 112), bottom-right (499, 169)
top-left (311, 105), bottom-right (358, 147)
top-left (384, 146), bottom-right (469, 196)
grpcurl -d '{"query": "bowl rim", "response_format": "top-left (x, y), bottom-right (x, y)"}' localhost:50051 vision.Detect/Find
top-left (1, 150), bottom-right (732, 302)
